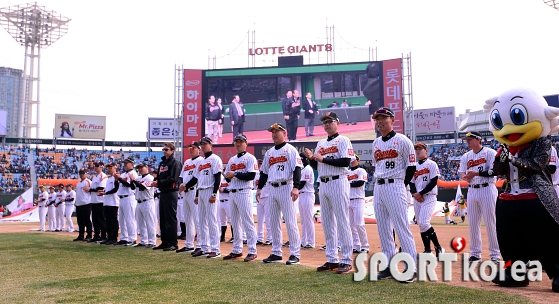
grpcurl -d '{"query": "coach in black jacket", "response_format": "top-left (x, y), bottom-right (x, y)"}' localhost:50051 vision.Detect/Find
top-left (302, 92), bottom-right (319, 137)
top-left (151, 142), bottom-right (182, 251)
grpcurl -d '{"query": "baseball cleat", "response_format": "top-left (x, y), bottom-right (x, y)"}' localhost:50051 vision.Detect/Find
top-left (263, 254), bottom-right (283, 263)
top-left (176, 247), bottom-right (195, 253)
top-left (360, 249), bottom-right (369, 253)
top-left (144, 244), bottom-right (156, 249)
top-left (125, 241), bottom-right (137, 247)
top-left (286, 255), bottom-right (300, 265)
top-left (190, 248), bottom-right (202, 255)
top-left (244, 254), bottom-right (257, 262)
top-left (263, 241), bottom-right (272, 246)
top-left (337, 263), bottom-right (353, 274)
top-left (319, 245), bottom-right (327, 251)
top-left (132, 243), bottom-right (145, 247)
top-left (376, 269), bottom-right (393, 280)
top-left (227, 238), bottom-right (234, 243)
top-left (435, 247), bottom-right (445, 259)
top-left (352, 249), bottom-right (360, 254)
top-left (162, 245), bottom-right (177, 251)
top-left (398, 272), bottom-right (417, 284)
top-left (207, 252), bottom-right (221, 259)
top-left (468, 256), bottom-right (481, 263)
top-left (223, 252), bottom-right (243, 260)
top-left (282, 241), bottom-right (290, 247)
top-left (192, 250), bottom-right (209, 257)
top-left (317, 262), bottom-right (339, 272)
top-left (256, 241), bottom-right (264, 245)
top-left (303, 244), bottom-right (315, 249)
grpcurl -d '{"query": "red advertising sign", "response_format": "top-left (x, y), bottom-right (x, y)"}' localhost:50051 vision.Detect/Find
top-left (382, 59), bottom-right (404, 133)
top-left (183, 69), bottom-right (203, 161)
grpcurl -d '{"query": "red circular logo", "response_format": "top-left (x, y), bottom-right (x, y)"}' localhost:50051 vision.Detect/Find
top-left (451, 236), bottom-right (466, 253)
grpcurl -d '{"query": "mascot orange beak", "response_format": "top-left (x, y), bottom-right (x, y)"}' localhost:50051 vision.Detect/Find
top-left (492, 121), bottom-right (542, 146)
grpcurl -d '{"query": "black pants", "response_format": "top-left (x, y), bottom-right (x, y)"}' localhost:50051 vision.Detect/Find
top-left (496, 197), bottom-right (559, 279)
top-left (159, 191), bottom-right (178, 247)
top-left (104, 206), bottom-right (119, 242)
top-left (286, 114), bottom-right (298, 140)
top-left (232, 119), bottom-right (244, 139)
top-left (91, 203), bottom-right (106, 239)
top-left (76, 204), bottom-right (92, 239)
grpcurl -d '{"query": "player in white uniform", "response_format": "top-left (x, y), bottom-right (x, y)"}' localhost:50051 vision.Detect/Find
top-left (305, 112), bottom-right (354, 274)
top-left (298, 153), bottom-right (316, 249)
top-left (218, 176), bottom-right (232, 243)
top-left (132, 162), bottom-right (157, 248)
top-left (47, 187), bottom-right (57, 232)
top-left (64, 184), bottom-right (76, 233)
top-left (257, 123), bottom-right (303, 265)
top-left (177, 142), bottom-right (203, 253)
top-left (115, 157), bottom-right (139, 246)
top-left (99, 163), bottom-right (119, 245)
top-left (74, 169), bottom-right (93, 241)
top-left (348, 154), bottom-right (369, 253)
top-left (222, 135), bottom-right (258, 262)
top-left (370, 107), bottom-right (418, 283)
top-left (191, 137), bottom-right (223, 258)
top-left (255, 165), bottom-right (272, 245)
top-left (458, 131), bottom-right (500, 263)
top-left (550, 145), bottom-right (559, 198)
top-left (55, 184), bottom-right (66, 232)
top-left (89, 162), bottom-right (108, 242)
top-left (409, 142), bottom-right (445, 258)
top-left (34, 185), bottom-right (48, 231)
top-left (177, 190), bottom-right (186, 240)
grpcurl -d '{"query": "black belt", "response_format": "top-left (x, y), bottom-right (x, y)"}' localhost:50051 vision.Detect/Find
top-left (320, 175), bottom-right (340, 183)
top-left (377, 178), bottom-right (394, 185)
top-left (220, 199), bottom-right (228, 202)
top-left (230, 188), bottom-right (245, 193)
top-left (270, 181), bottom-right (288, 187)
top-left (137, 199), bottom-right (148, 203)
top-left (185, 187), bottom-right (195, 192)
top-left (119, 195), bottom-right (129, 199)
top-left (469, 183), bottom-right (489, 189)
top-left (350, 198), bottom-right (363, 200)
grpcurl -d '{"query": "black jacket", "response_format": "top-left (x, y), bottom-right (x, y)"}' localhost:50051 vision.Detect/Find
top-left (302, 98), bottom-right (318, 119)
top-left (155, 153), bottom-right (181, 193)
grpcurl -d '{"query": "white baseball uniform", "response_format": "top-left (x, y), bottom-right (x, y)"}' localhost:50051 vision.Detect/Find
top-left (196, 153), bottom-right (223, 254)
top-left (47, 191), bottom-right (57, 231)
top-left (36, 190), bottom-right (48, 231)
top-left (551, 146), bottom-right (559, 198)
top-left (177, 191), bottom-right (184, 234)
top-left (411, 159), bottom-right (440, 233)
top-left (458, 146), bottom-right (500, 260)
top-left (75, 178), bottom-right (92, 238)
top-left (260, 142), bottom-right (302, 258)
top-left (299, 165), bottom-right (316, 247)
top-left (180, 156), bottom-right (203, 249)
top-left (255, 172), bottom-right (272, 243)
top-left (372, 132), bottom-right (418, 268)
top-left (226, 151), bottom-right (258, 255)
top-left (117, 170), bottom-right (138, 243)
top-left (55, 189), bottom-right (66, 231)
top-left (218, 177), bottom-right (231, 227)
top-left (314, 134), bottom-right (354, 265)
top-left (348, 166), bottom-right (369, 252)
top-left (64, 190), bottom-right (76, 232)
top-left (135, 173), bottom-right (156, 246)
top-left (103, 176), bottom-right (119, 242)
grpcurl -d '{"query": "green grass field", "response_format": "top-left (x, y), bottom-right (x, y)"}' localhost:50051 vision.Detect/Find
top-left (0, 233), bottom-right (533, 303)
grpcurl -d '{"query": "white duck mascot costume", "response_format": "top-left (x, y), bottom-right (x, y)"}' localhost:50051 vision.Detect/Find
top-left (484, 87), bottom-right (559, 291)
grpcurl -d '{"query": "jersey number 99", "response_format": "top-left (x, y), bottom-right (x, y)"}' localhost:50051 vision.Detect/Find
top-left (385, 161), bottom-right (395, 169)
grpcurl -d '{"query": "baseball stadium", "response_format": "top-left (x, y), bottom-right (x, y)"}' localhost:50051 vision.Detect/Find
top-left (2, 1), bottom-right (559, 303)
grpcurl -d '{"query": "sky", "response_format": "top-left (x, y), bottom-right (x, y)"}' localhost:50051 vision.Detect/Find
top-left (1, 0), bottom-right (559, 141)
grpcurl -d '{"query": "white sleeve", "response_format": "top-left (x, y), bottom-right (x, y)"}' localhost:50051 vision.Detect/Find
top-left (429, 162), bottom-right (440, 179)
top-left (403, 138), bottom-right (417, 167)
top-left (247, 155), bottom-right (257, 173)
top-left (292, 147), bottom-right (303, 169)
top-left (359, 168), bottom-right (368, 182)
top-left (551, 147), bottom-right (558, 165)
top-left (261, 151), bottom-right (270, 174)
top-left (99, 174), bottom-right (108, 188)
top-left (339, 137), bottom-right (354, 159)
top-left (458, 154), bottom-right (467, 174)
top-left (485, 149), bottom-right (496, 172)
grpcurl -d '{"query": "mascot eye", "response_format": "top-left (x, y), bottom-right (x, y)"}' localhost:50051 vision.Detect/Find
top-left (510, 104), bottom-right (528, 125)
top-left (490, 109), bottom-right (503, 130)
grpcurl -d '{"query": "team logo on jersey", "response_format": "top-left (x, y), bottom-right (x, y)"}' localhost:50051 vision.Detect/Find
top-left (394, 142), bottom-right (399, 146)
top-left (231, 163), bottom-right (247, 171)
top-left (220, 183), bottom-right (229, 187)
top-left (467, 158), bottom-right (486, 169)
top-left (348, 174), bottom-right (358, 181)
top-left (552, 156), bottom-right (557, 163)
top-left (183, 164), bottom-right (196, 172)
top-left (413, 168), bottom-right (430, 179)
top-left (318, 146), bottom-right (339, 155)
top-left (198, 163), bottom-right (212, 171)
top-left (159, 166), bottom-right (168, 173)
top-left (374, 149), bottom-right (398, 162)
top-left (269, 156), bottom-right (287, 166)
top-left (409, 154), bottom-right (416, 162)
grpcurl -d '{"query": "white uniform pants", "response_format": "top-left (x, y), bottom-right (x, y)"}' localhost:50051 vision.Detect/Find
top-left (230, 190), bottom-right (257, 255)
top-left (119, 196), bottom-right (137, 242)
top-left (218, 199), bottom-right (230, 226)
top-left (198, 188), bottom-right (220, 253)
top-left (413, 194), bottom-right (436, 233)
top-left (47, 205), bottom-right (57, 231)
top-left (298, 192), bottom-right (315, 247)
top-left (137, 199), bottom-right (157, 245)
top-left (38, 206), bottom-right (47, 230)
top-left (183, 189), bottom-right (199, 248)
top-left (257, 196), bottom-right (272, 242)
top-left (320, 178), bottom-right (353, 265)
top-left (349, 197), bottom-right (369, 251)
top-left (65, 204), bottom-right (75, 232)
top-left (467, 186), bottom-right (500, 260)
top-left (268, 182), bottom-right (300, 258)
top-left (56, 205), bottom-right (65, 230)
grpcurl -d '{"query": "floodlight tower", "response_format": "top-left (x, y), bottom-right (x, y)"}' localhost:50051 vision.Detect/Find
top-left (544, 0), bottom-right (559, 11)
top-left (0, 2), bottom-right (70, 138)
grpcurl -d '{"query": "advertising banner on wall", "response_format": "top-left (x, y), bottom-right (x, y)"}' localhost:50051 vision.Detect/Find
top-left (148, 118), bottom-right (179, 140)
top-left (414, 106), bottom-right (455, 133)
top-left (183, 69), bottom-right (204, 160)
top-left (54, 114), bottom-right (106, 139)
top-left (382, 58), bottom-right (403, 133)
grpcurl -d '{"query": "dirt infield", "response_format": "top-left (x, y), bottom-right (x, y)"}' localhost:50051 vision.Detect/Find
top-left (1, 218), bottom-right (557, 303)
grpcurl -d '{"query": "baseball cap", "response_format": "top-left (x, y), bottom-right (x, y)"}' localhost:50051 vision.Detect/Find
top-left (58, 183), bottom-right (64, 188)
top-left (65, 183), bottom-right (73, 188)
top-left (39, 185), bottom-right (45, 189)
top-left (414, 142), bottom-right (427, 150)
top-left (320, 111), bottom-right (340, 122)
top-left (105, 162), bottom-right (117, 168)
top-left (78, 169), bottom-right (86, 175)
top-left (123, 157), bottom-right (135, 164)
top-left (136, 162), bottom-right (148, 168)
top-left (94, 161), bottom-right (104, 167)
top-left (354, 154), bottom-right (360, 161)
top-left (200, 136), bottom-right (213, 145)
top-left (268, 123), bottom-right (286, 132)
top-left (372, 107), bottom-right (395, 119)
top-left (461, 131), bottom-right (482, 140)
top-left (233, 134), bottom-right (248, 143)
top-left (188, 142), bottom-right (201, 149)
